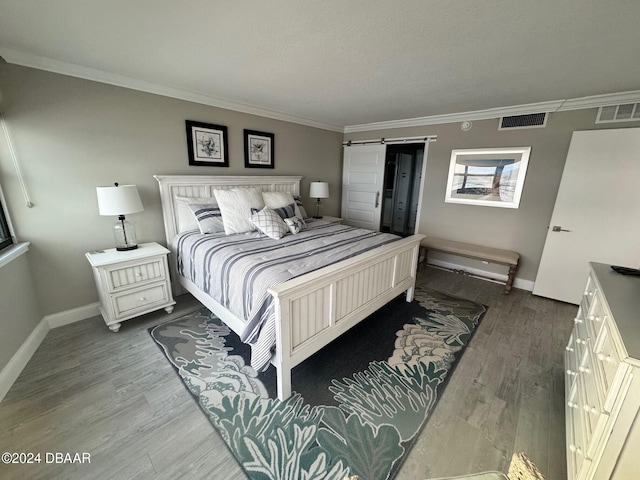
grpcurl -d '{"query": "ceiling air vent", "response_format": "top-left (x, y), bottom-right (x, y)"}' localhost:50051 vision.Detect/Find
top-left (596, 103), bottom-right (640, 124)
top-left (499, 113), bottom-right (547, 130)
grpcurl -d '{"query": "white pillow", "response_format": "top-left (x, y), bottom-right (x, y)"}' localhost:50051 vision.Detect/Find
top-left (175, 196), bottom-right (218, 232)
top-left (251, 208), bottom-right (289, 239)
top-left (188, 203), bottom-right (225, 234)
top-left (284, 216), bottom-right (306, 235)
top-left (214, 188), bottom-right (265, 234)
top-left (262, 191), bottom-right (304, 220)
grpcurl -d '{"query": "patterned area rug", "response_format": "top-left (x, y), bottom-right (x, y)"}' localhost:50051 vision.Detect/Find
top-left (150, 285), bottom-right (486, 480)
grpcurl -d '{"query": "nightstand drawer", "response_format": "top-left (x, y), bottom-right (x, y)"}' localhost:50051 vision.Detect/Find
top-left (112, 283), bottom-right (170, 319)
top-left (105, 258), bottom-right (167, 292)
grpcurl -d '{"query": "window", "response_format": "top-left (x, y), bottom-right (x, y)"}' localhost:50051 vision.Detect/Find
top-left (0, 200), bottom-right (12, 251)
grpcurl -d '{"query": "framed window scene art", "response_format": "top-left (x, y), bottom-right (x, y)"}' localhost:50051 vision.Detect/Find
top-left (244, 129), bottom-right (274, 169)
top-left (185, 120), bottom-right (229, 167)
top-left (444, 146), bottom-right (531, 208)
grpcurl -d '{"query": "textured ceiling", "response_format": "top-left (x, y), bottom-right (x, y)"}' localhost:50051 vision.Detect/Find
top-left (1, 0), bottom-right (639, 130)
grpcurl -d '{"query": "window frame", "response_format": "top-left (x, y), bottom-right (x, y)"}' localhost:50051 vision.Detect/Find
top-left (0, 195), bottom-right (14, 252)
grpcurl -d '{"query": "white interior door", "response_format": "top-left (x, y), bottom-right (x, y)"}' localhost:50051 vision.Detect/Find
top-left (533, 127), bottom-right (640, 304)
top-left (341, 144), bottom-right (386, 230)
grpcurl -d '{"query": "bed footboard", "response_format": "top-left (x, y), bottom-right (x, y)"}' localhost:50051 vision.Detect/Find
top-left (268, 234), bottom-right (424, 400)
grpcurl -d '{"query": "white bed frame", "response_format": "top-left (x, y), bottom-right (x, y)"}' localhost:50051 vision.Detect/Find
top-left (155, 175), bottom-right (424, 400)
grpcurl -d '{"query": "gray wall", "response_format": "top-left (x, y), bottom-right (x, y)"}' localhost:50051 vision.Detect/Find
top-left (345, 113), bottom-right (640, 283)
top-left (0, 61), bottom-right (344, 317)
top-left (0, 251), bottom-right (42, 370)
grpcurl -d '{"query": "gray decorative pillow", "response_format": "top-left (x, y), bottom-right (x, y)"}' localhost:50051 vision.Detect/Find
top-left (273, 203), bottom-right (296, 220)
top-left (284, 216), bottom-right (306, 235)
top-left (292, 195), bottom-right (309, 219)
top-left (188, 204), bottom-right (225, 234)
top-left (251, 208), bottom-right (289, 239)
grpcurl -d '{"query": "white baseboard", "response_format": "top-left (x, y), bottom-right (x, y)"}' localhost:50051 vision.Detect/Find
top-left (0, 302), bottom-right (100, 403)
top-left (427, 258), bottom-right (535, 292)
top-left (45, 302), bottom-right (101, 328)
top-left (0, 318), bottom-right (49, 402)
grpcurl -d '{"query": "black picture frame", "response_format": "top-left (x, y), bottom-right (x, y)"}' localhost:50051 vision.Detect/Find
top-left (244, 129), bottom-right (274, 169)
top-left (186, 120), bottom-right (229, 167)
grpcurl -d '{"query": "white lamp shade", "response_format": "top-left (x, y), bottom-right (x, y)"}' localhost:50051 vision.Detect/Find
top-left (96, 185), bottom-right (144, 216)
top-left (309, 181), bottom-right (329, 199)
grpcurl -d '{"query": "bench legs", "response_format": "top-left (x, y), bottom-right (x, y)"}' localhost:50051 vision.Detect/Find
top-left (505, 264), bottom-right (518, 295)
top-left (420, 245), bottom-right (518, 295)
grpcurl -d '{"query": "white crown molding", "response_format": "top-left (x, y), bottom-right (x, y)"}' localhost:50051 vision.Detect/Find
top-left (0, 47), bottom-right (344, 133)
top-left (4, 47), bottom-right (640, 135)
top-left (557, 90), bottom-right (640, 111)
top-left (345, 91), bottom-right (640, 133)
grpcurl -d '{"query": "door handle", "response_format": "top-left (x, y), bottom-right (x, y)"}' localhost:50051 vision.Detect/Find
top-left (375, 191), bottom-right (380, 208)
top-left (552, 225), bottom-right (572, 232)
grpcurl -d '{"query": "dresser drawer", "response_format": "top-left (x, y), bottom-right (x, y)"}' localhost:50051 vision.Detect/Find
top-left (111, 283), bottom-right (170, 319)
top-left (578, 348), bottom-right (608, 452)
top-left (593, 317), bottom-right (626, 412)
top-left (105, 257), bottom-right (167, 292)
top-left (566, 332), bottom-right (580, 383)
top-left (567, 380), bottom-right (591, 479)
top-left (584, 295), bottom-right (605, 342)
top-left (582, 274), bottom-right (597, 309)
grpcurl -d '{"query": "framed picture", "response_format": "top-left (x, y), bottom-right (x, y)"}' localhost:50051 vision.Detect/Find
top-left (185, 120), bottom-right (229, 167)
top-left (244, 129), bottom-right (274, 169)
top-left (445, 147), bottom-right (531, 208)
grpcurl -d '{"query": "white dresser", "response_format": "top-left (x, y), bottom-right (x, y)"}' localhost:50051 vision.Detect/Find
top-left (86, 242), bottom-right (175, 332)
top-left (565, 262), bottom-right (640, 479)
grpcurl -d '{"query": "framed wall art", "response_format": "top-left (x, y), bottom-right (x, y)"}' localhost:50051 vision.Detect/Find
top-left (185, 120), bottom-right (229, 167)
top-left (444, 146), bottom-right (531, 208)
top-left (244, 129), bottom-right (274, 169)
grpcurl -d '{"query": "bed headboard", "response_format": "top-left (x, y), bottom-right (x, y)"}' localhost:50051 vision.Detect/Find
top-left (154, 174), bottom-right (303, 248)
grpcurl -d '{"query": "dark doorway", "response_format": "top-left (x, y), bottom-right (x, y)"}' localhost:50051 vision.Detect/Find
top-left (381, 144), bottom-right (424, 236)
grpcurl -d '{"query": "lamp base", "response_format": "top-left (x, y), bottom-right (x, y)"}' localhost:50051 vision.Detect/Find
top-left (113, 216), bottom-right (138, 252)
top-left (116, 245), bottom-right (138, 251)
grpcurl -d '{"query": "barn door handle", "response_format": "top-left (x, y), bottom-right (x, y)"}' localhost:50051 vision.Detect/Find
top-left (375, 191), bottom-right (380, 208)
top-left (552, 225), bottom-right (572, 232)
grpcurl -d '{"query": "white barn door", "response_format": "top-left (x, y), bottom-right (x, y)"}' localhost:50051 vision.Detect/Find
top-left (533, 127), bottom-right (640, 304)
top-left (341, 144), bottom-right (386, 230)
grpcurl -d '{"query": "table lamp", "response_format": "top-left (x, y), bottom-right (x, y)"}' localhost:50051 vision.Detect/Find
top-left (96, 183), bottom-right (144, 251)
top-left (309, 181), bottom-right (329, 219)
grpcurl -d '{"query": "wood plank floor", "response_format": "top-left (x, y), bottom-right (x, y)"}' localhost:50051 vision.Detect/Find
top-left (0, 267), bottom-right (576, 479)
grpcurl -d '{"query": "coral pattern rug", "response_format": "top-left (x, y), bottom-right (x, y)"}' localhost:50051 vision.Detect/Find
top-left (150, 285), bottom-right (486, 480)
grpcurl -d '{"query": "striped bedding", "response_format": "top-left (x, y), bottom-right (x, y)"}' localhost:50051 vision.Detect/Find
top-left (175, 219), bottom-right (400, 371)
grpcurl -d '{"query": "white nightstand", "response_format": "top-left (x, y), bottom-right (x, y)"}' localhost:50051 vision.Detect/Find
top-left (85, 242), bottom-right (176, 332)
top-left (316, 216), bottom-right (343, 224)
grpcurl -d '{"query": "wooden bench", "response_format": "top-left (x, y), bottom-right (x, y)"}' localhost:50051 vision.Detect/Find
top-left (419, 237), bottom-right (520, 294)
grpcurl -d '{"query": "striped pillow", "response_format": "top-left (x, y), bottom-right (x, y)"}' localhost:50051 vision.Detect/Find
top-left (188, 204), bottom-right (225, 234)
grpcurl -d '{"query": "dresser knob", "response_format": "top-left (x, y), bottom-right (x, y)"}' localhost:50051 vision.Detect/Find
top-left (566, 346), bottom-right (574, 352)
top-left (566, 369), bottom-right (577, 376)
top-left (597, 353), bottom-right (612, 362)
top-left (568, 401), bottom-right (578, 408)
top-left (139, 297), bottom-right (146, 302)
top-left (574, 317), bottom-right (583, 324)
top-left (579, 366), bottom-right (591, 374)
top-left (588, 314), bottom-right (601, 322)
